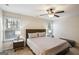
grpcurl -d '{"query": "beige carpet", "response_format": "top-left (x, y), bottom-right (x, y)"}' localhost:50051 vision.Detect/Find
top-left (4, 47), bottom-right (79, 55)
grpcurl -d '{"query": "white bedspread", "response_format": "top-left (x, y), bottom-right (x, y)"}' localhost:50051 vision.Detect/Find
top-left (27, 37), bottom-right (70, 55)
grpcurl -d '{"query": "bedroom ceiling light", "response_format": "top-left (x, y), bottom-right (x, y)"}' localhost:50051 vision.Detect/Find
top-left (48, 9), bottom-right (55, 18)
top-left (48, 14), bottom-right (54, 17)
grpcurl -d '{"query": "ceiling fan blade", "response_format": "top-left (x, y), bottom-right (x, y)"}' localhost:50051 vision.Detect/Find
top-left (55, 11), bottom-right (64, 13)
top-left (40, 14), bottom-right (48, 16)
top-left (54, 15), bottom-right (60, 17)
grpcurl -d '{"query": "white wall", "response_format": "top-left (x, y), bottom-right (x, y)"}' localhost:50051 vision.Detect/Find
top-left (20, 15), bottom-right (48, 39)
top-left (0, 9), bottom-right (3, 52)
top-left (53, 16), bottom-right (79, 46)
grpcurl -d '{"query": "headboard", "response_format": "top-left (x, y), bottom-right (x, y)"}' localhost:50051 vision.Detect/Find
top-left (26, 29), bottom-right (46, 39)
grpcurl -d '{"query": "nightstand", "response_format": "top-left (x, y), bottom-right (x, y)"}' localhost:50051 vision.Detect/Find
top-left (13, 40), bottom-right (24, 51)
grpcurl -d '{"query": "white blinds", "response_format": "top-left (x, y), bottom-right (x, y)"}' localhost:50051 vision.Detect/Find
top-left (3, 13), bottom-right (21, 41)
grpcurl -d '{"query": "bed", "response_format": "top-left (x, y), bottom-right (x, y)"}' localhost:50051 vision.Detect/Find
top-left (26, 29), bottom-right (70, 55)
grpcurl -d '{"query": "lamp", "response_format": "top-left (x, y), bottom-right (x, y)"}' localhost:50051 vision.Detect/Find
top-left (47, 29), bottom-right (52, 37)
top-left (48, 14), bottom-right (54, 18)
top-left (15, 31), bottom-right (21, 40)
top-left (48, 30), bottom-right (52, 34)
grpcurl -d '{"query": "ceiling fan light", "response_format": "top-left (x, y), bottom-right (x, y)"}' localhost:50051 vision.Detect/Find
top-left (48, 14), bottom-right (54, 17)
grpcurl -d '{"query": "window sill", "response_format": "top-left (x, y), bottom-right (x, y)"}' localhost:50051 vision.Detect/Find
top-left (3, 38), bottom-right (16, 43)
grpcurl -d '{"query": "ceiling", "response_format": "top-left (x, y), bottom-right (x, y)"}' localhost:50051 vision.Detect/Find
top-left (0, 4), bottom-right (79, 20)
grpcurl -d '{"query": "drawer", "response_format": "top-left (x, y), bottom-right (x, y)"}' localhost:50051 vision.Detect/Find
top-left (13, 41), bottom-right (24, 49)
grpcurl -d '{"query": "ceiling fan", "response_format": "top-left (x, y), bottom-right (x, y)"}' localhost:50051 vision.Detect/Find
top-left (40, 8), bottom-right (64, 18)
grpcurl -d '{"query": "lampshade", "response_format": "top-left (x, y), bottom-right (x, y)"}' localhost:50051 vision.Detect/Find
top-left (15, 31), bottom-right (21, 35)
top-left (48, 30), bottom-right (52, 33)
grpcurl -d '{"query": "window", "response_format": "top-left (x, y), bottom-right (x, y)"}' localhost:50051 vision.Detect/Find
top-left (4, 16), bottom-right (20, 41)
top-left (46, 21), bottom-right (53, 37)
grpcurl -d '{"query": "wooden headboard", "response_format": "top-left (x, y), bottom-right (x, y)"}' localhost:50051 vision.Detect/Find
top-left (26, 29), bottom-right (46, 39)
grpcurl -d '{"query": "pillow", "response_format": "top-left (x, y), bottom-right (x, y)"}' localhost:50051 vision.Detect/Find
top-left (28, 33), bottom-right (38, 38)
top-left (38, 32), bottom-right (46, 37)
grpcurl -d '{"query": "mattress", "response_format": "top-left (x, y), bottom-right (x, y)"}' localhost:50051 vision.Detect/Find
top-left (27, 37), bottom-right (70, 55)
